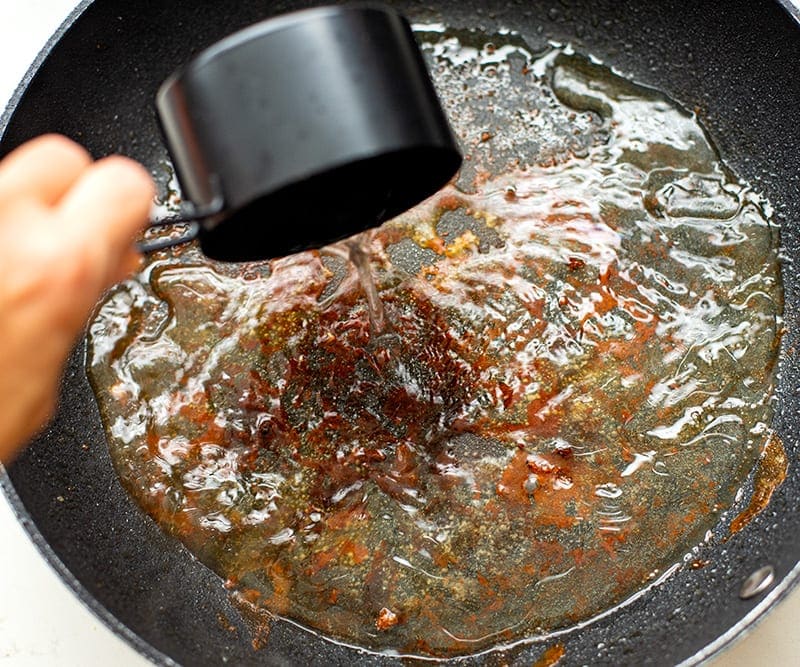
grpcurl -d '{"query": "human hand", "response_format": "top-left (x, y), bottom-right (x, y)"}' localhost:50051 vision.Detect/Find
top-left (0, 134), bottom-right (154, 463)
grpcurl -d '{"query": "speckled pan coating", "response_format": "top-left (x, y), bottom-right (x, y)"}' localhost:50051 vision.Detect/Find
top-left (1, 1), bottom-right (799, 666)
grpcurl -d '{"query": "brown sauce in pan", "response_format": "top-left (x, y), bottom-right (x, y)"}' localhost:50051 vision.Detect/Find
top-left (729, 433), bottom-right (788, 536)
top-left (87, 31), bottom-right (782, 658)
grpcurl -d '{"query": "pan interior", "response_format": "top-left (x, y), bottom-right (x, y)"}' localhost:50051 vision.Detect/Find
top-left (3, 2), bottom-right (799, 666)
top-left (86, 27), bottom-right (781, 660)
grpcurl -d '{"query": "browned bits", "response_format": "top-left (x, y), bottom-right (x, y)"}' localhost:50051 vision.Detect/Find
top-left (567, 257), bottom-right (585, 271)
top-left (554, 442), bottom-right (573, 459)
top-left (88, 35), bottom-right (781, 660)
top-left (533, 643), bottom-right (566, 667)
top-left (527, 453), bottom-right (556, 474)
top-left (376, 607), bottom-right (399, 630)
top-left (553, 472), bottom-right (574, 490)
top-left (216, 613), bottom-right (239, 636)
top-left (730, 434), bottom-right (788, 535)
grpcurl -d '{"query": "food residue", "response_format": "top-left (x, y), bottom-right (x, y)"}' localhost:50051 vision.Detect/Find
top-left (533, 643), bottom-right (566, 667)
top-left (729, 433), bottom-right (788, 535)
top-left (87, 28), bottom-right (782, 659)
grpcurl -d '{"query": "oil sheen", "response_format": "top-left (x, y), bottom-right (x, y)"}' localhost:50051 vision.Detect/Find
top-left (87, 29), bottom-right (782, 658)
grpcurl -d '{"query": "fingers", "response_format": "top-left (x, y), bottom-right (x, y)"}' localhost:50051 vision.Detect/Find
top-left (0, 138), bottom-right (156, 462)
top-left (0, 134), bottom-right (92, 207)
top-left (116, 246), bottom-right (146, 285)
top-left (57, 155), bottom-right (155, 288)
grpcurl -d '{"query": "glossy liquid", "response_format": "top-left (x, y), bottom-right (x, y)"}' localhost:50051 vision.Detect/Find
top-left (87, 32), bottom-right (782, 658)
top-left (347, 239), bottom-right (388, 336)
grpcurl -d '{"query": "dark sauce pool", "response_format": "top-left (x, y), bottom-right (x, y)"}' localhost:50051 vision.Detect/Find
top-left (87, 29), bottom-right (782, 659)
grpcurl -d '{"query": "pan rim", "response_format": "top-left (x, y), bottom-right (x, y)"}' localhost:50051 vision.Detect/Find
top-left (0, 471), bottom-right (176, 666)
top-left (1, 0), bottom-right (88, 140)
top-left (6, 457), bottom-right (799, 667)
top-left (1, 1), bottom-right (799, 665)
top-left (679, 558), bottom-right (800, 665)
top-left (0, 0), bottom-right (174, 663)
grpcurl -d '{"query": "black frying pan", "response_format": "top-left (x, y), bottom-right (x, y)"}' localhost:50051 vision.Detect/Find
top-left (2, 1), bottom-right (799, 665)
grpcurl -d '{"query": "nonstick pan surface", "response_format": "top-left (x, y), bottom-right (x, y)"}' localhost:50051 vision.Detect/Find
top-left (2, 1), bottom-right (800, 665)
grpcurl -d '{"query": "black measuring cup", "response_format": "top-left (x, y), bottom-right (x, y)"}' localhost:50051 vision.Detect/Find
top-left (145, 4), bottom-right (462, 262)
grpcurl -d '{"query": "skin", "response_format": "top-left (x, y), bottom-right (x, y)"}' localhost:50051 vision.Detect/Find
top-left (0, 134), bottom-right (154, 464)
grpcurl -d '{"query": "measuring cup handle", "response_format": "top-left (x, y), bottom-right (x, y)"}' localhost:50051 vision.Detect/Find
top-left (136, 193), bottom-right (224, 254)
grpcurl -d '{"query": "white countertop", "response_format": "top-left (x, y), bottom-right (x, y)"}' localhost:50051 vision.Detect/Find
top-left (1, 1), bottom-right (799, 665)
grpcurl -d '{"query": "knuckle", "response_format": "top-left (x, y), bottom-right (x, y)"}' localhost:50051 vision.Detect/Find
top-left (95, 156), bottom-right (156, 197)
top-left (34, 134), bottom-right (92, 167)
